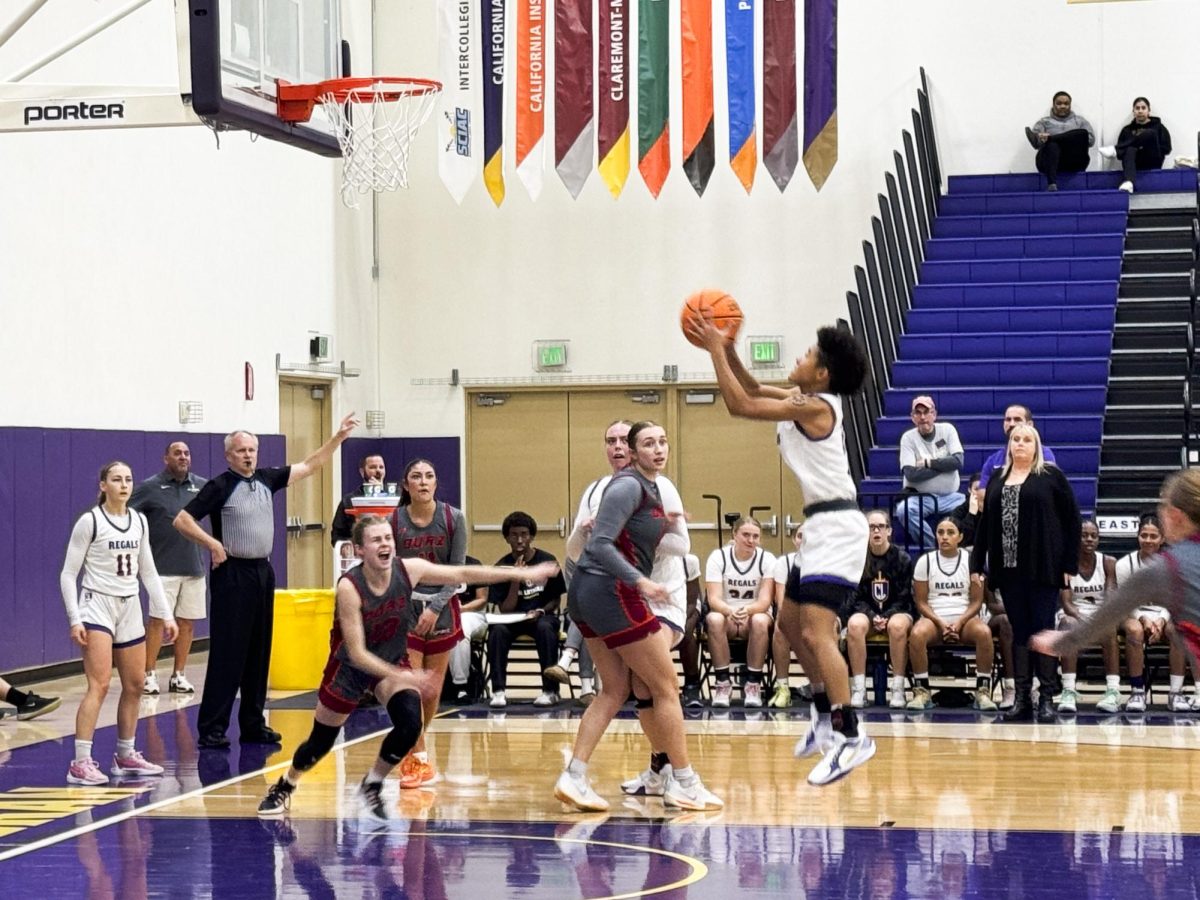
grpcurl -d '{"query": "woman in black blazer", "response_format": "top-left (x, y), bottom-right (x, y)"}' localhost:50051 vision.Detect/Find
top-left (970, 424), bottom-right (1081, 721)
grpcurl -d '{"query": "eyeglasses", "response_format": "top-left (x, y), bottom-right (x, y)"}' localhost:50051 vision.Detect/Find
top-left (868, 523), bottom-right (890, 531)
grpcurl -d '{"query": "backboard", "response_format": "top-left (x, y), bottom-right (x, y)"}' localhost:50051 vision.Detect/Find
top-left (186, 0), bottom-right (347, 157)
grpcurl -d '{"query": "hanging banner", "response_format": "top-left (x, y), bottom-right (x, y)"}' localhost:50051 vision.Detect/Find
top-left (437, 0), bottom-right (479, 204)
top-left (725, 0), bottom-right (756, 193)
top-left (481, 0), bottom-right (506, 206)
top-left (803, 0), bottom-right (837, 190)
top-left (762, 0), bottom-right (798, 193)
top-left (515, 0), bottom-right (547, 200)
top-left (637, 0), bottom-right (670, 198)
top-left (680, 0), bottom-right (715, 197)
top-left (554, 0), bottom-right (593, 198)
top-left (597, 0), bottom-right (630, 199)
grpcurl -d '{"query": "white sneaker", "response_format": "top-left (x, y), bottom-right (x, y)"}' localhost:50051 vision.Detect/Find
top-left (111, 749), bottom-right (165, 777)
top-left (1099, 145), bottom-right (1117, 159)
top-left (807, 732), bottom-right (877, 786)
top-left (621, 765), bottom-right (669, 797)
top-left (67, 757), bottom-right (110, 786)
top-left (743, 683), bottom-right (763, 708)
top-left (554, 770), bottom-right (609, 812)
top-left (794, 708), bottom-right (833, 759)
top-left (1118, 180), bottom-right (1134, 193)
top-left (357, 778), bottom-right (390, 824)
top-left (1057, 689), bottom-right (1079, 713)
top-left (888, 687), bottom-right (906, 709)
top-left (1096, 687), bottom-right (1122, 714)
top-left (143, 672), bottom-right (160, 696)
top-left (1169, 692), bottom-right (1196, 712)
top-left (168, 673), bottom-right (195, 694)
top-left (489, 691), bottom-right (507, 708)
top-left (663, 774), bottom-right (724, 811)
top-left (850, 687), bottom-right (866, 709)
top-left (711, 682), bottom-right (732, 708)
top-left (533, 692), bottom-right (558, 707)
top-left (1125, 689), bottom-right (1147, 712)
top-left (1000, 686), bottom-right (1016, 710)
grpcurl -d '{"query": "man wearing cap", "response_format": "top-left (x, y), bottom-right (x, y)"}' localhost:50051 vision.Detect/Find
top-left (893, 395), bottom-right (965, 551)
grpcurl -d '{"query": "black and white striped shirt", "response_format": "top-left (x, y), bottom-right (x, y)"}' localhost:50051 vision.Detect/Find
top-left (184, 467), bottom-right (290, 560)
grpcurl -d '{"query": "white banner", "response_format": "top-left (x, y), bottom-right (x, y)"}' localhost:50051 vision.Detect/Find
top-left (1096, 515), bottom-right (1141, 536)
top-left (437, 0), bottom-right (480, 203)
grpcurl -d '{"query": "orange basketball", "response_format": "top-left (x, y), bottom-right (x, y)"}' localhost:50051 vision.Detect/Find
top-left (680, 289), bottom-right (744, 348)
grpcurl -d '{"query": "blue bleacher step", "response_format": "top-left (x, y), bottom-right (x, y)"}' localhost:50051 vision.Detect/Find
top-left (906, 305), bottom-right (1115, 333)
top-left (868, 446), bottom-right (1099, 479)
top-left (912, 281), bottom-right (1118, 307)
top-left (921, 257), bottom-right (1122, 284)
top-left (933, 211), bottom-right (1128, 239)
top-left (925, 234), bottom-right (1125, 261)
top-left (898, 331), bottom-right (1113, 359)
top-left (859, 476), bottom-right (1098, 509)
top-left (940, 190), bottom-right (1129, 217)
top-left (948, 168), bottom-right (1197, 195)
top-left (874, 414), bottom-right (1102, 445)
top-left (892, 357), bottom-right (1109, 387)
top-left (882, 386), bottom-right (1107, 417)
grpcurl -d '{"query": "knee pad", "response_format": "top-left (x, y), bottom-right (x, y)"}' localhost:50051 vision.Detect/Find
top-left (634, 696), bottom-right (654, 710)
top-left (292, 721), bottom-right (341, 772)
top-left (379, 689), bottom-right (423, 765)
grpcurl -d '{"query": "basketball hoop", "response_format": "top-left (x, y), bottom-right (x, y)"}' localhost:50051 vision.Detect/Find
top-left (277, 77), bottom-right (442, 207)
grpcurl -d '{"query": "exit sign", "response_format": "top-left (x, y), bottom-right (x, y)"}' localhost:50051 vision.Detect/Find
top-left (748, 336), bottom-right (782, 368)
top-left (533, 340), bottom-right (570, 371)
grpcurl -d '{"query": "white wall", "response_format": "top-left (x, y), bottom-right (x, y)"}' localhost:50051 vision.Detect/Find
top-left (370, 0), bottom-right (1200, 439)
top-left (0, 0), bottom-right (378, 437)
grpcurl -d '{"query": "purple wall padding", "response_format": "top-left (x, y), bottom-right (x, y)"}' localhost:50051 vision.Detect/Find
top-left (340, 437), bottom-right (462, 508)
top-left (0, 427), bottom-right (286, 673)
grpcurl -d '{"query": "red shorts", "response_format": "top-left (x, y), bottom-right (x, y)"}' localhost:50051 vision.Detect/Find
top-left (317, 655), bottom-right (412, 715)
top-left (406, 596), bottom-right (463, 657)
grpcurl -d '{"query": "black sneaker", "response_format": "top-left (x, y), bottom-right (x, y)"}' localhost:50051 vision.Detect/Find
top-left (257, 777), bottom-right (295, 817)
top-left (682, 684), bottom-right (704, 709)
top-left (241, 727), bottom-right (282, 744)
top-left (358, 778), bottom-right (389, 824)
top-left (16, 693), bottom-right (61, 721)
top-left (1024, 126), bottom-right (1040, 149)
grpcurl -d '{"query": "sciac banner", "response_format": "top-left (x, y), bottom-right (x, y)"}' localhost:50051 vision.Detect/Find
top-left (481, 0), bottom-right (506, 206)
top-left (725, 0), bottom-right (756, 194)
top-left (637, 0), bottom-right (670, 198)
top-left (515, 0), bottom-right (547, 200)
top-left (762, 0), bottom-right (798, 193)
top-left (437, 0), bottom-right (479, 204)
top-left (555, 0), bottom-right (593, 199)
top-left (680, 0), bottom-right (715, 197)
top-left (803, 0), bottom-right (838, 190)
top-left (597, 0), bottom-right (630, 199)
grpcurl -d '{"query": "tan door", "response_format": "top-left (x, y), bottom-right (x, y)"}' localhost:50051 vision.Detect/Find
top-left (466, 392), bottom-right (571, 566)
top-left (278, 379), bottom-right (332, 587)
top-left (673, 388), bottom-right (786, 562)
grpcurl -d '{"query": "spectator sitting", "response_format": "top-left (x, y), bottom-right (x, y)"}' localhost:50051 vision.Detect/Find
top-left (446, 555), bottom-right (489, 703)
top-left (1025, 90), bottom-right (1095, 191)
top-left (978, 406), bottom-right (1057, 492)
top-left (986, 586), bottom-right (1017, 711)
top-left (907, 517), bottom-right (997, 712)
top-left (678, 553), bottom-right (705, 708)
top-left (951, 473), bottom-right (983, 547)
top-left (894, 395), bottom-right (965, 551)
top-left (842, 510), bottom-right (915, 709)
top-left (769, 522), bottom-right (804, 708)
top-left (487, 512), bottom-right (567, 708)
top-left (1099, 97), bottom-right (1171, 193)
top-left (1056, 521), bottom-right (1121, 714)
top-left (330, 453), bottom-right (387, 546)
top-left (704, 517), bottom-right (776, 709)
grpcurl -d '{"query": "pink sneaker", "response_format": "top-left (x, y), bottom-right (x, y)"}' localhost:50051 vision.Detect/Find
top-left (111, 750), bottom-right (165, 777)
top-left (68, 757), bottom-right (110, 786)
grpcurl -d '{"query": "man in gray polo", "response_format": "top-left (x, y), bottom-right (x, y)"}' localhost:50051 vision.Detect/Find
top-left (175, 414), bottom-right (358, 749)
top-left (130, 440), bottom-right (207, 695)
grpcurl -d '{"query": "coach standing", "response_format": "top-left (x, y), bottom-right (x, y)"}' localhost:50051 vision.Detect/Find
top-left (175, 414), bottom-right (358, 748)
top-left (130, 441), bottom-right (207, 696)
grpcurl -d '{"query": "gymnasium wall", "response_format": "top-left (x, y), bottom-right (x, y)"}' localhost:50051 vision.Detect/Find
top-left (371, 0), bottom-right (1200, 435)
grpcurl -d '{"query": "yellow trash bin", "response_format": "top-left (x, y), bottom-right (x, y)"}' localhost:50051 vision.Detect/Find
top-left (269, 589), bottom-right (336, 690)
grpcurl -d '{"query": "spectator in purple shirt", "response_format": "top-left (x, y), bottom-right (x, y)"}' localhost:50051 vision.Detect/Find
top-left (978, 405), bottom-right (1056, 491)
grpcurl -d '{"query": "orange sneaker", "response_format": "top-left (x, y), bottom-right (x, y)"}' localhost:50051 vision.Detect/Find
top-left (399, 755), bottom-right (439, 790)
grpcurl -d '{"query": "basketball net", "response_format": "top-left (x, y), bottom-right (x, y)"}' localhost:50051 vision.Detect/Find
top-left (318, 80), bottom-right (441, 208)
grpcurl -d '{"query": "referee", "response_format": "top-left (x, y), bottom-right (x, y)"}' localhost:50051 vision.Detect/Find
top-left (175, 413), bottom-right (358, 749)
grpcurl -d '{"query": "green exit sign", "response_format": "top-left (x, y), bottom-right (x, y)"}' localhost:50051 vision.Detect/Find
top-left (533, 340), bottom-right (570, 371)
top-left (749, 338), bottom-right (781, 367)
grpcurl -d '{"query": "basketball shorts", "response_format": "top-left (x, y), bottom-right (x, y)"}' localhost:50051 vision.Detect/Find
top-left (159, 575), bottom-right (207, 620)
top-left (568, 568), bottom-right (661, 649)
top-left (787, 508), bottom-right (868, 613)
top-left (1137, 604), bottom-right (1170, 625)
top-left (80, 589), bottom-right (145, 648)
top-left (406, 595), bottom-right (463, 656)
top-left (1056, 597), bottom-right (1102, 627)
top-left (318, 654), bottom-right (412, 715)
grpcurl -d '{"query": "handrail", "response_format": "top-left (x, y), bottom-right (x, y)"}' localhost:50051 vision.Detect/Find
top-left (1186, 265), bottom-right (1198, 467)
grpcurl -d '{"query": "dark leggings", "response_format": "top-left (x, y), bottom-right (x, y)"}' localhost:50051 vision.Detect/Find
top-left (1000, 578), bottom-right (1062, 692)
top-left (1035, 129), bottom-right (1091, 184)
top-left (1117, 129), bottom-right (1166, 183)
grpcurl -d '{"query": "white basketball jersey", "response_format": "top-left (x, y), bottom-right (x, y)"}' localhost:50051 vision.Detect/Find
top-left (1069, 553), bottom-right (1108, 603)
top-left (1115, 550), bottom-right (1169, 619)
top-left (705, 546), bottom-right (776, 608)
top-left (776, 393), bottom-right (856, 505)
top-left (913, 549), bottom-right (971, 619)
top-left (82, 507), bottom-right (147, 597)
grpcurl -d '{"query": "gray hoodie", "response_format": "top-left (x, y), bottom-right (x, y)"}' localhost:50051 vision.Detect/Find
top-left (1031, 112), bottom-right (1095, 146)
